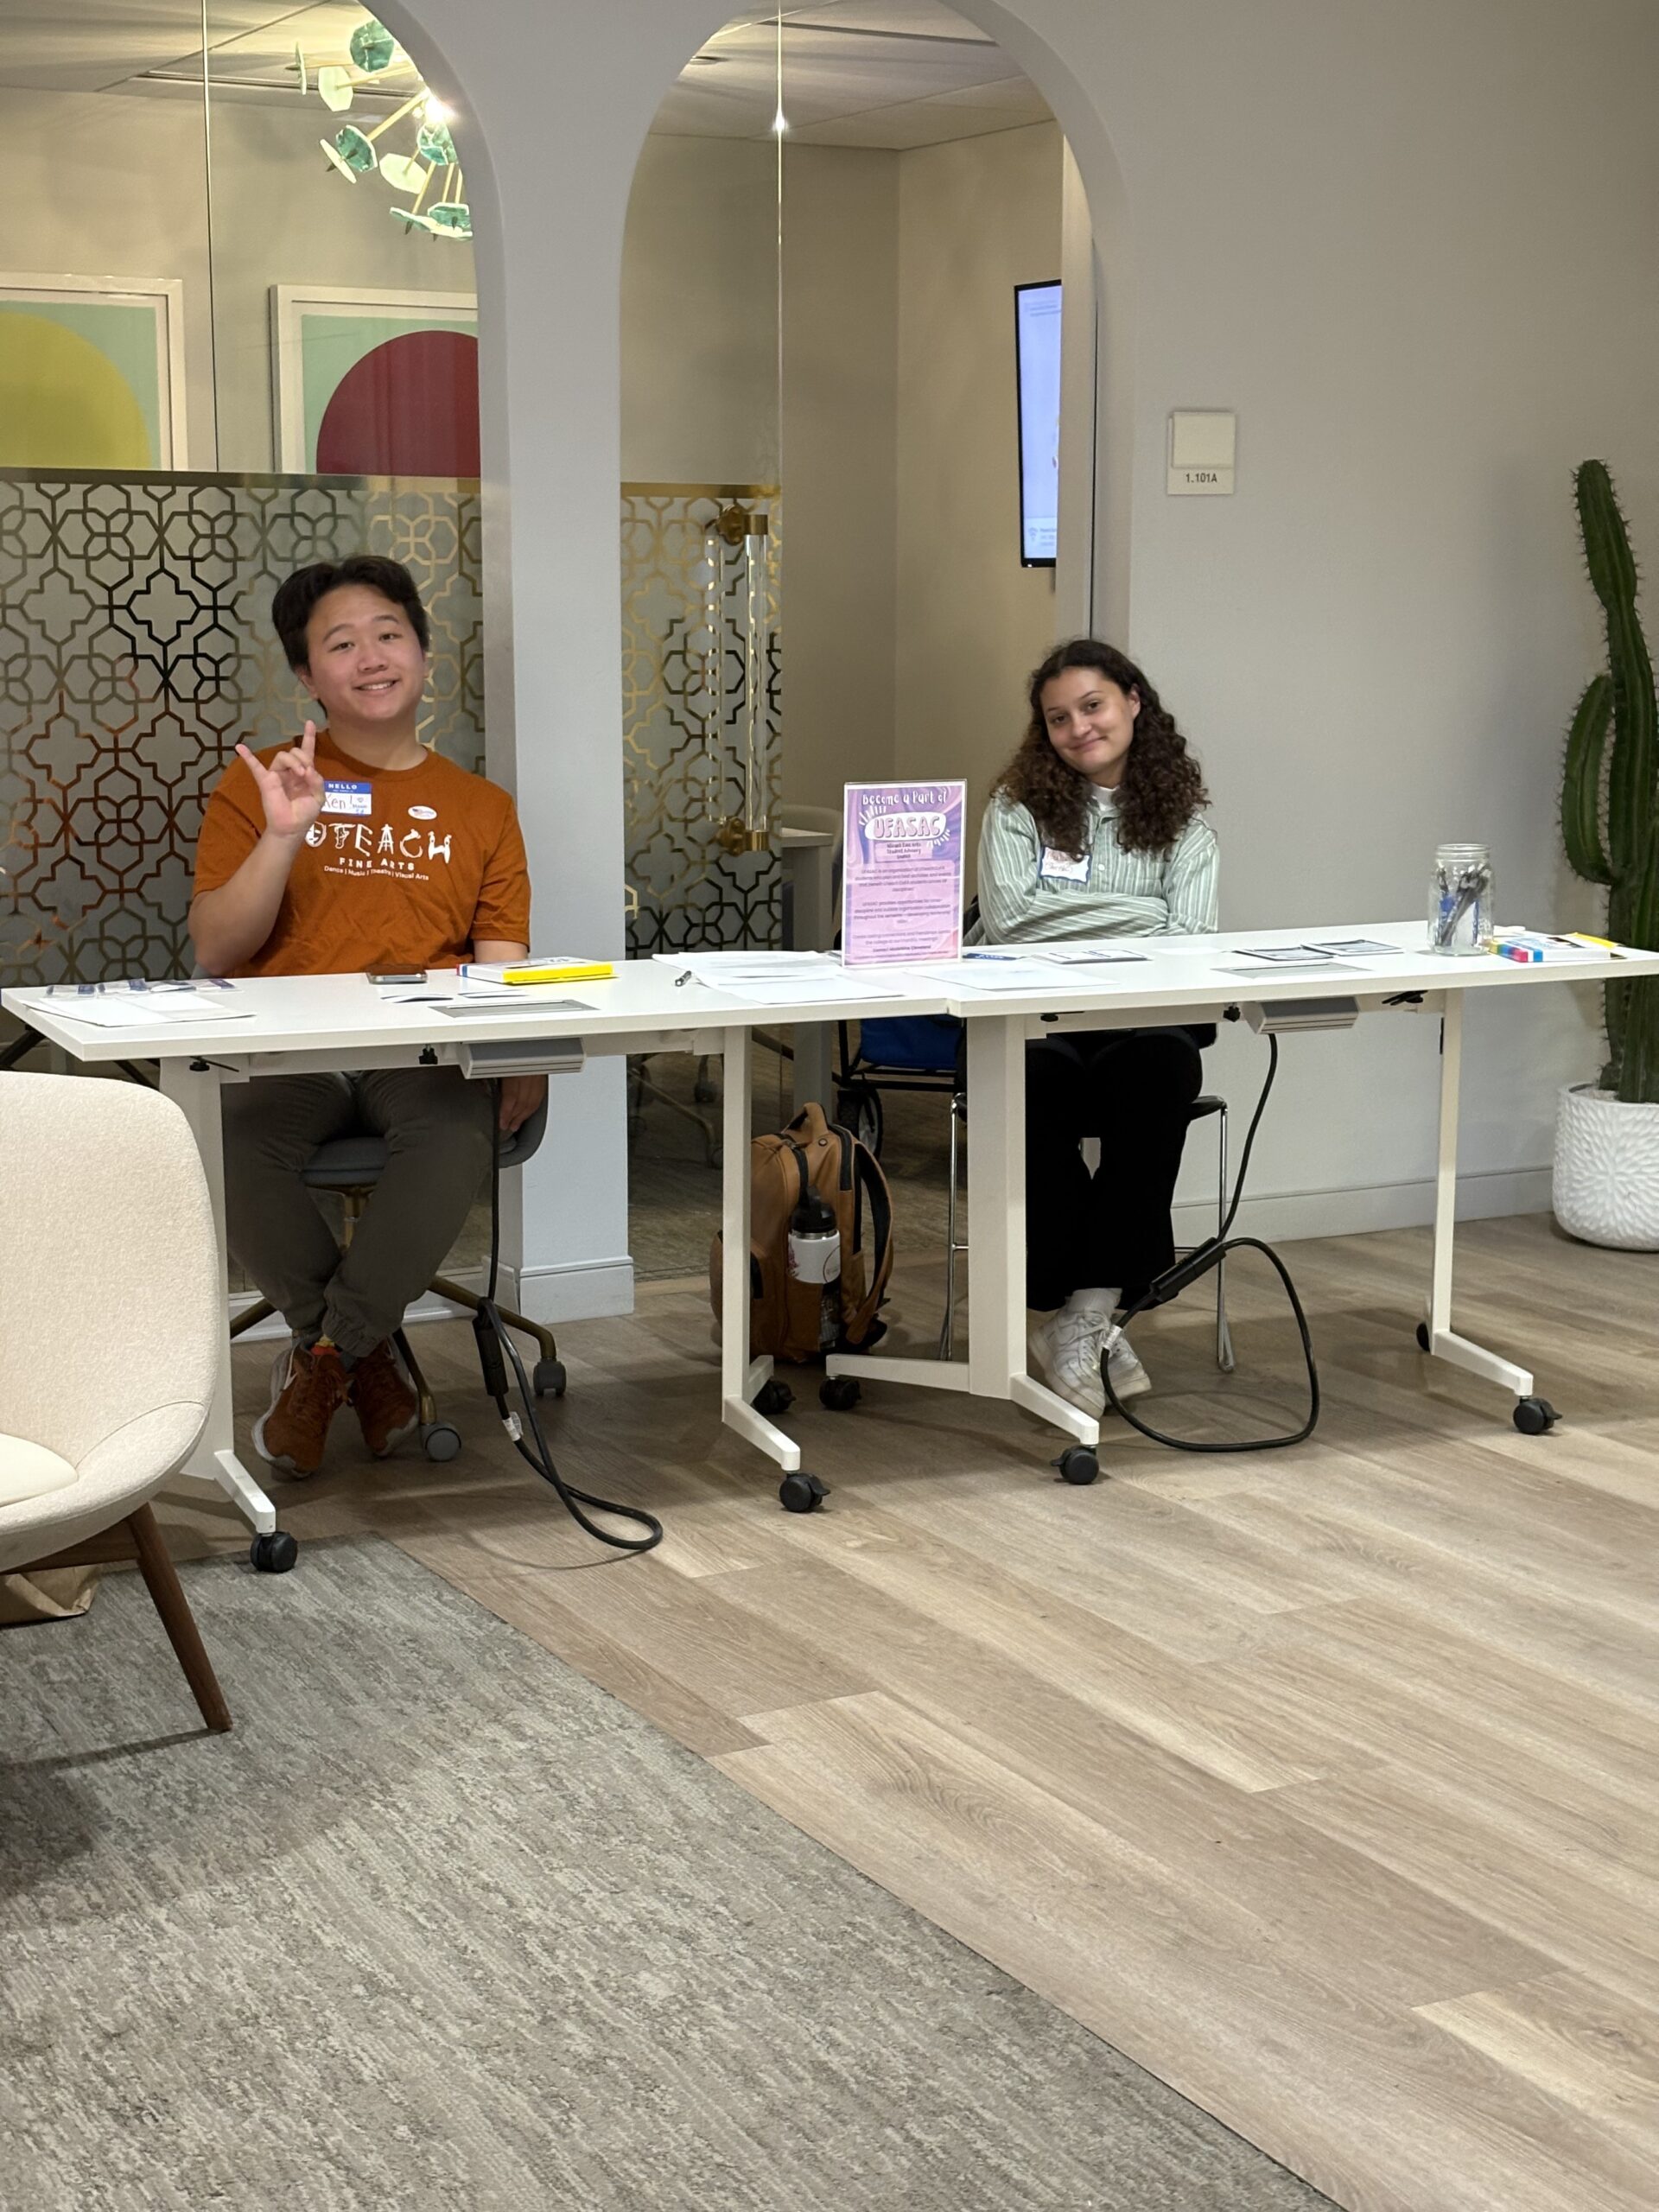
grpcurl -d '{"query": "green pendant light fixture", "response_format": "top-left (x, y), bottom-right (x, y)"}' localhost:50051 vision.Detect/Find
top-left (302, 16), bottom-right (472, 241)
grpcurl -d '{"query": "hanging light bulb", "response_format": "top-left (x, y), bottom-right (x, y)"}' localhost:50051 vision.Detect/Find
top-left (423, 95), bottom-right (453, 125)
top-left (771, 105), bottom-right (788, 135)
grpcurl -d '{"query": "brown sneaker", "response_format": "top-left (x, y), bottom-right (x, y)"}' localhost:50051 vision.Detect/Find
top-left (350, 1339), bottom-right (420, 1459)
top-left (253, 1340), bottom-right (352, 1478)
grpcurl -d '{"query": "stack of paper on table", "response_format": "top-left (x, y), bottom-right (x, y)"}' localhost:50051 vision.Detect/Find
top-left (17, 985), bottom-right (253, 1029)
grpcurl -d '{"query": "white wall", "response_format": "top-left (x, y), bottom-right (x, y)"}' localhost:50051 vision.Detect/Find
top-left (893, 122), bottom-right (1063, 826)
top-left (621, 135), bottom-right (777, 485)
top-left (779, 143), bottom-right (901, 810)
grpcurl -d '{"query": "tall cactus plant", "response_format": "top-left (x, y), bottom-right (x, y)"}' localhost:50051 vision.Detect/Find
top-left (1562, 460), bottom-right (1659, 1103)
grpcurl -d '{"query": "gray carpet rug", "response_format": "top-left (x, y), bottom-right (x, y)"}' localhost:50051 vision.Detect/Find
top-left (2, 1538), bottom-right (1332, 2212)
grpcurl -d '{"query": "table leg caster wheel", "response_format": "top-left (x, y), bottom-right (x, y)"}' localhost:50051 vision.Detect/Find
top-left (819, 1376), bottom-right (861, 1411)
top-left (1513, 1396), bottom-right (1558, 1436)
top-left (753, 1379), bottom-right (794, 1417)
top-left (534, 1358), bottom-right (567, 1399)
top-left (1055, 1446), bottom-right (1099, 1486)
top-left (422, 1422), bottom-right (462, 1462)
top-left (1415, 1322), bottom-right (1431, 1352)
top-left (779, 1472), bottom-right (828, 1513)
top-left (250, 1530), bottom-right (298, 1573)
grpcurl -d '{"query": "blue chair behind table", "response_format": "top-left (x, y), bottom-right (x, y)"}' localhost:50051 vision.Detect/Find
top-left (836, 945), bottom-right (1234, 1370)
top-left (227, 1093), bottom-right (561, 1462)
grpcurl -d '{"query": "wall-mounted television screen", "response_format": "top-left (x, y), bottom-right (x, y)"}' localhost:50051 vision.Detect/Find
top-left (1015, 279), bottom-right (1062, 568)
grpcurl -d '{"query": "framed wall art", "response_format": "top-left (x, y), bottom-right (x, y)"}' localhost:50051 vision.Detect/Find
top-left (0, 273), bottom-right (187, 469)
top-left (270, 283), bottom-right (479, 475)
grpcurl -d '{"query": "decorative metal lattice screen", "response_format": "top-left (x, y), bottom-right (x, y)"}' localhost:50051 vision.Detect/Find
top-left (621, 484), bottom-right (781, 956)
top-left (0, 468), bottom-right (482, 986)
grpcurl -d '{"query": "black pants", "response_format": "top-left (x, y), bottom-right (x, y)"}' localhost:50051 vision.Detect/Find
top-left (1025, 1027), bottom-right (1205, 1311)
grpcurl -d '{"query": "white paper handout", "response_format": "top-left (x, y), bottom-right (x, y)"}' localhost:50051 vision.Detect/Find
top-left (652, 951), bottom-right (841, 983)
top-left (700, 970), bottom-right (908, 1006)
top-left (900, 957), bottom-right (1078, 994)
top-left (1029, 943), bottom-right (1151, 966)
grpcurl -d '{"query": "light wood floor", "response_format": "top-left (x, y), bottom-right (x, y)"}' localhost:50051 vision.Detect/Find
top-left (160, 1212), bottom-right (1659, 2212)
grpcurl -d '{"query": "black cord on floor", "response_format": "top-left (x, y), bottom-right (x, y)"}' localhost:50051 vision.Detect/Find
top-left (473, 1086), bottom-right (663, 1554)
top-left (1107, 1033), bottom-right (1321, 1452)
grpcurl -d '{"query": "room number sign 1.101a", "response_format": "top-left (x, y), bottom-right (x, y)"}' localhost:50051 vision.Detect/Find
top-left (1167, 409), bottom-right (1236, 495)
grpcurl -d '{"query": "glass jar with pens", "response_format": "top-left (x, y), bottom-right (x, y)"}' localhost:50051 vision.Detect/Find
top-left (1428, 842), bottom-right (1496, 956)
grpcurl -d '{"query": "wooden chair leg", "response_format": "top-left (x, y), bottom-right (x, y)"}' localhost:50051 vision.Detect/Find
top-left (229, 1296), bottom-right (275, 1341)
top-left (125, 1503), bottom-right (232, 1733)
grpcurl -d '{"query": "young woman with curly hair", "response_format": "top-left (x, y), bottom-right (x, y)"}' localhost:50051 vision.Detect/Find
top-left (974, 639), bottom-right (1219, 1415)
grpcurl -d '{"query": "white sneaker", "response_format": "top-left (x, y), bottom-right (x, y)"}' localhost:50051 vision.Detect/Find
top-left (1028, 1307), bottom-right (1108, 1418)
top-left (1101, 1324), bottom-right (1151, 1405)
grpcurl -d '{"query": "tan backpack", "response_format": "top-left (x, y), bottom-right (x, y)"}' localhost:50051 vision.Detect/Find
top-left (709, 1102), bottom-right (894, 1364)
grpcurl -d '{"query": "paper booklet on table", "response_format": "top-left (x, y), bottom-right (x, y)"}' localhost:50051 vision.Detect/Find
top-left (456, 954), bottom-right (613, 986)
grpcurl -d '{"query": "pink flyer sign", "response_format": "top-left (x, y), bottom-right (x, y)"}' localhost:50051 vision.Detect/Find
top-left (841, 780), bottom-right (967, 966)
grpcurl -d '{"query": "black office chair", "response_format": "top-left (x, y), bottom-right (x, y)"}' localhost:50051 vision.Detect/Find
top-left (228, 1094), bottom-right (562, 1460)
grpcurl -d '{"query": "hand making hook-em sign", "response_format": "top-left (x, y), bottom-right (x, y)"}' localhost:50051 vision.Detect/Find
top-left (237, 720), bottom-right (326, 843)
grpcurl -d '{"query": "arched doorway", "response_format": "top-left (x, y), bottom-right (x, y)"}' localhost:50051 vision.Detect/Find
top-left (619, 0), bottom-right (1120, 1275)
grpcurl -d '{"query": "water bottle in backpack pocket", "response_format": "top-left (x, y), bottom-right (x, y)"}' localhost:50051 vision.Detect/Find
top-left (787, 1180), bottom-right (842, 1354)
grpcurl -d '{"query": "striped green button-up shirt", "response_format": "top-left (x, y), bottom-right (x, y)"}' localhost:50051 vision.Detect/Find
top-left (972, 790), bottom-right (1220, 944)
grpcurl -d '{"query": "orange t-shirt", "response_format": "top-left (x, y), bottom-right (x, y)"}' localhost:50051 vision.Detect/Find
top-left (193, 737), bottom-right (531, 978)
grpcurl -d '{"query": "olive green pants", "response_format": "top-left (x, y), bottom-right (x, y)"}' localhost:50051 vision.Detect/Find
top-left (222, 1066), bottom-right (496, 1360)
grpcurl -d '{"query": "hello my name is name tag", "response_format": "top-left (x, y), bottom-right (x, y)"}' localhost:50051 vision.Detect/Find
top-left (1039, 846), bottom-right (1090, 885)
top-left (321, 780), bottom-right (373, 817)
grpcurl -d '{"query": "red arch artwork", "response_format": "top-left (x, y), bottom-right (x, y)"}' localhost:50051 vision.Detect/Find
top-left (315, 328), bottom-right (480, 476)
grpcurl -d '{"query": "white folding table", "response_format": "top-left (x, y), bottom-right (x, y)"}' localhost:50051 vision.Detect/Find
top-left (2, 967), bottom-right (949, 1559)
top-left (828, 922), bottom-right (1659, 1482)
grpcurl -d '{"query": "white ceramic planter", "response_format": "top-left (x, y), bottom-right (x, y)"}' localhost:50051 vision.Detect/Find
top-left (1553, 1082), bottom-right (1659, 1249)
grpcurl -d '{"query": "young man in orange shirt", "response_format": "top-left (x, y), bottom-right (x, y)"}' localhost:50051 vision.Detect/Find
top-left (191, 555), bottom-right (545, 1478)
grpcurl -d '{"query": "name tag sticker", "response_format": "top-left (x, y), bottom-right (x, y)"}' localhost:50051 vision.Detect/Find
top-left (1039, 846), bottom-right (1090, 885)
top-left (321, 780), bottom-right (373, 817)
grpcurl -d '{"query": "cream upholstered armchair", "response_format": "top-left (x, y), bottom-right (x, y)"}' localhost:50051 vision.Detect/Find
top-left (0, 1071), bottom-right (230, 1732)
